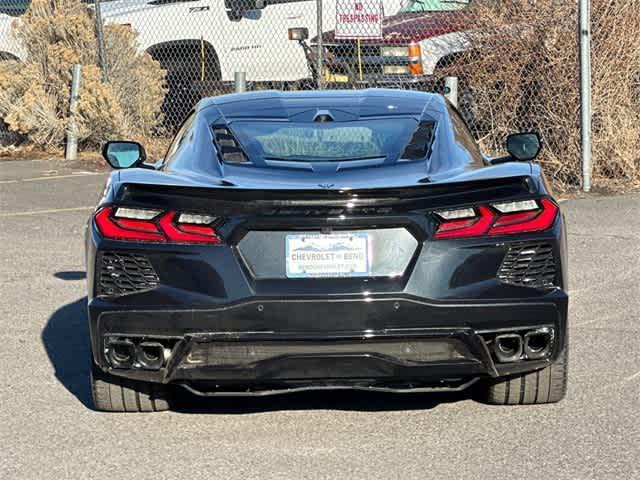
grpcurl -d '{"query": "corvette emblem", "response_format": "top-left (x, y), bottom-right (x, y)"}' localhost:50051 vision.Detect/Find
top-left (318, 183), bottom-right (335, 189)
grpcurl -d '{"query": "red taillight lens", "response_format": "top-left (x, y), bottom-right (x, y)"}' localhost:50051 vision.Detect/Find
top-left (434, 206), bottom-right (496, 239)
top-left (94, 207), bottom-right (222, 244)
top-left (95, 207), bottom-right (164, 242)
top-left (158, 212), bottom-right (221, 244)
top-left (434, 199), bottom-right (558, 239)
top-left (488, 198), bottom-right (558, 236)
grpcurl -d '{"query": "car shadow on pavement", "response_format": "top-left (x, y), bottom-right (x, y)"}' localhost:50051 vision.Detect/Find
top-left (42, 297), bottom-right (473, 413)
top-left (41, 297), bottom-right (93, 409)
top-left (54, 271), bottom-right (86, 281)
top-left (171, 389), bottom-right (473, 414)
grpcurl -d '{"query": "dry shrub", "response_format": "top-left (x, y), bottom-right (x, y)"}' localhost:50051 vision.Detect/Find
top-left (448, 0), bottom-right (640, 189)
top-left (0, 0), bottom-right (166, 149)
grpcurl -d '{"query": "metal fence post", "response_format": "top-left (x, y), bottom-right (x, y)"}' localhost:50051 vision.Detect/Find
top-left (65, 65), bottom-right (82, 162)
top-left (580, 0), bottom-right (592, 192)
top-left (94, 0), bottom-right (109, 82)
top-left (316, 0), bottom-right (323, 90)
top-left (234, 71), bottom-right (247, 93)
top-left (444, 76), bottom-right (459, 108)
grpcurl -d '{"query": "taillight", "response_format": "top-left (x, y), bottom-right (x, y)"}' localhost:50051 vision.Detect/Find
top-left (94, 207), bottom-right (222, 244)
top-left (434, 199), bottom-right (558, 239)
top-left (159, 212), bottom-right (220, 244)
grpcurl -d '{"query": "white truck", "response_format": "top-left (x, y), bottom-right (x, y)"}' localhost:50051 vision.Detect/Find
top-left (1, 0), bottom-right (404, 76)
top-left (0, 0), bottom-right (405, 126)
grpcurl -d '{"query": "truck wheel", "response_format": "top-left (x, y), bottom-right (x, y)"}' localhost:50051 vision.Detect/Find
top-left (90, 363), bottom-right (171, 412)
top-left (483, 346), bottom-right (568, 405)
top-left (148, 41), bottom-right (221, 130)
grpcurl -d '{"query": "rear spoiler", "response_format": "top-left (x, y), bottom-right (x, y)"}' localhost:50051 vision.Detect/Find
top-left (115, 176), bottom-right (537, 215)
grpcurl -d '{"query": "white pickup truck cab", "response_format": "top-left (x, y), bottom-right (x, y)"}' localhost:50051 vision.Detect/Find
top-left (99, 0), bottom-right (403, 84)
top-left (0, 0), bottom-right (404, 126)
top-left (1, 1), bottom-right (403, 76)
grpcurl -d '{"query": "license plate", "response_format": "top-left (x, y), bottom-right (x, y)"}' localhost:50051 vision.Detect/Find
top-left (286, 232), bottom-right (370, 278)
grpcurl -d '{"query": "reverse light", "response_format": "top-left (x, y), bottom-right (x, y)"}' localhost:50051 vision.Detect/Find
top-left (113, 207), bottom-right (161, 220)
top-left (178, 213), bottom-right (218, 225)
top-left (435, 208), bottom-right (476, 221)
top-left (492, 200), bottom-right (538, 214)
top-left (95, 207), bottom-right (222, 244)
top-left (433, 199), bottom-right (558, 239)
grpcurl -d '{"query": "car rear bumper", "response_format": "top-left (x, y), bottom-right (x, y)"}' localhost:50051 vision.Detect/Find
top-left (90, 295), bottom-right (568, 395)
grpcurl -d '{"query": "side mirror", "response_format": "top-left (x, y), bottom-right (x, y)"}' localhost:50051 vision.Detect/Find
top-left (506, 132), bottom-right (542, 161)
top-left (288, 27), bottom-right (309, 41)
top-left (102, 141), bottom-right (146, 169)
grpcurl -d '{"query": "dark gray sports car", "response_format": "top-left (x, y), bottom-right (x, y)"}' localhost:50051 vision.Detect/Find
top-left (86, 89), bottom-right (568, 412)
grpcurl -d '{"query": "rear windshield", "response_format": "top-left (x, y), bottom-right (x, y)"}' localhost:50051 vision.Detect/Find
top-left (229, 118), bottom-right (421, 163)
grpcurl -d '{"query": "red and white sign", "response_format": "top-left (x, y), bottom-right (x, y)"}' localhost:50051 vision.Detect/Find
top-left (335, 0), bottom-right (384, 40)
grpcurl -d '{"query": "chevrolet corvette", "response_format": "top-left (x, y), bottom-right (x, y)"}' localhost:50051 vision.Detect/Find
top-left (86, 89), bottom-right (568, 412)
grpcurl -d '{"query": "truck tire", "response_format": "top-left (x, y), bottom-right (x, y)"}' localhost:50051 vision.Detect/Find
top-left (148, 41), bottom-right (221, 130)
top-left (483, 346), bottom-right (568, 405)
top-left (90, 363), bottom-right (171, 412)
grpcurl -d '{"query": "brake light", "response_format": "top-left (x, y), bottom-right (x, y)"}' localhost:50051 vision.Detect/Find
top-left (434, 199), bottom-right (558, 239)
top-left (159, 212), bottom-right (221, 244)
top-left (94, 207), bottom-right (222, 244)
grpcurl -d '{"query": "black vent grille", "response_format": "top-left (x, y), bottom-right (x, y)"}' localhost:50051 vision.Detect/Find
top-left (498, 242), bottom-right (557, 289)
top-left (212, 125), bottom-right (249, 163)
top-left (97, 252), bottom-right (159, 297)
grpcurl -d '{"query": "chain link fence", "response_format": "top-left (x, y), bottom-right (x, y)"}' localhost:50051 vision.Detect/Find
top-left (0, 0), bottom-right (639, 189)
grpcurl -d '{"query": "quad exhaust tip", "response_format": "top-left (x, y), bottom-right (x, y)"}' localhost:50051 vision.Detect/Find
top-left (490, 328), bottom-right (554, 363)
top-left (106, 339), bottom-right (136, 369)
top-left (493, 334), bottom-right (523, 363)
top-left (137, 342), bottom-right (165, 370)
top-left (106, 338), bottom-right (169, 370)
top-left (524, 328), bottom-right (553, 360)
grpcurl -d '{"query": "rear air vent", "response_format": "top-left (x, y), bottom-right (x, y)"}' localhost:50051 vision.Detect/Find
top-left (212, 125), bottom-right (249, 163)
top-left (401, 121), bottom-right (436, 161)
top-left (97, 252), bottom-right (159, 297)
top-left (498, 242), bottom-right (557, 289)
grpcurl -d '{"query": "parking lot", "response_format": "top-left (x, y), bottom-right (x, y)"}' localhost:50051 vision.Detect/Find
top-left (1, 159), bottom-right (639, 479)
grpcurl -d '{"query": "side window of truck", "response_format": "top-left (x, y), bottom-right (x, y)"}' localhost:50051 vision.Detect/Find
top-left (224, 0), bottom-right (309, 22)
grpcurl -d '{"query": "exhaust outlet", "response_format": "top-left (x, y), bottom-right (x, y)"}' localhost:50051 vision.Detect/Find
top-left (493, 334), bottom-right (523, 363)
top-left (524, 328), bottom-right (553, 360)
top-left (137, 342), bottom-right (165, 370)
top-left (107, 339), bottom-right (136, 369)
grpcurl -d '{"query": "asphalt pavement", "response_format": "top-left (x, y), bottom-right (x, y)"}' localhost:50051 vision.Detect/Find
top-left (1, 159), bottom-right (638, 479)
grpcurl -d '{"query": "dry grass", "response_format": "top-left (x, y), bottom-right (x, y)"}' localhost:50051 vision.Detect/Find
top-left (446, 0), bottom-right (640, 190)
top-left (0, 0), bottom-right (166, 149)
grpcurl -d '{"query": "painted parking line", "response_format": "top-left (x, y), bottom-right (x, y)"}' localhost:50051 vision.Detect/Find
top-left (0, 172), bottom-right (103, 184)
top-left (0, 206), bottom-right (94, 217)
top-left (22, 172), bottom-right (103, 182)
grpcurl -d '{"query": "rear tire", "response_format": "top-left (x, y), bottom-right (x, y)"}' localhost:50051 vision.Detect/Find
top-left (483, 346), bottom-right (568, 405)
top-left (90, 363), bottom-right (171, 412)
